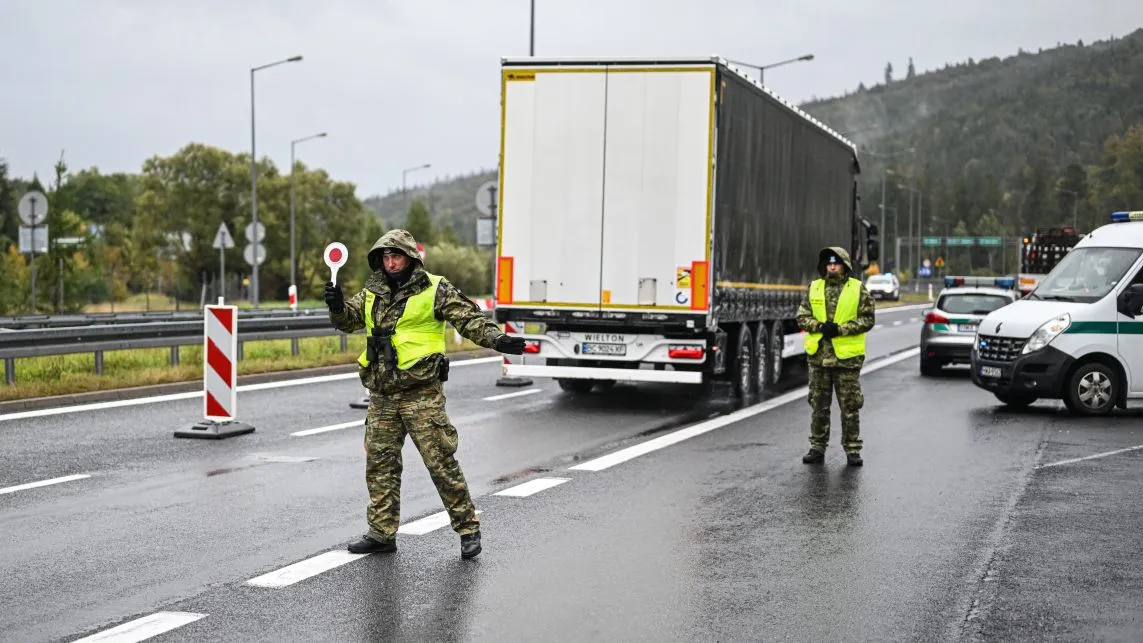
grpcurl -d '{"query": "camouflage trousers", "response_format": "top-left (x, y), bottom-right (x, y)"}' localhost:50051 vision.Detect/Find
top-left (364, 380), bottom-right (479, 542)
top-left (807, 364), bottom-right (864, 454)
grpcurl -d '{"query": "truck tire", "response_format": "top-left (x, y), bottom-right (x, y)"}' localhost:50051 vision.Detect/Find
top-left (753, 322), bottom-right (770, 395)
top-left (766, 321), bottom-right (785, 388)
top-left (1062, 362), bottom-right (1119, 416)
top-left (734, 324), bottom-right (754, 399)
top-left (557, 379), bottom-right (595, 394)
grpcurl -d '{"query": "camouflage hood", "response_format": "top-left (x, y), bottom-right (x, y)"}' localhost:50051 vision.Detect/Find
top-left (368, 229), bottom-right (422, 272)
top-left (817, 246), bottom-right (853, 278)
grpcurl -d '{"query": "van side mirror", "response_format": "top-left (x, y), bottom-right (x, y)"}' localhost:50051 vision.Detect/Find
top-left (866, 238), bottom-right (880, 262)
top-left (1117, 284), bottom-right (1143, 318)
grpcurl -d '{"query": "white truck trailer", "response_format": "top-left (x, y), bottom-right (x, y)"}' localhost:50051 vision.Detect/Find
top-left (492, 56), bottom-right (878, 397)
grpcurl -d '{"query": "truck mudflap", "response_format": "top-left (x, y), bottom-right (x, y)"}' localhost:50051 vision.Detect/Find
top-left (503, 364), bottom-right (704, 384)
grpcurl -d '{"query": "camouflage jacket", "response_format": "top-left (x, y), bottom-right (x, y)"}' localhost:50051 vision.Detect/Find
top-left (796, 246), bottom-right (876, 369)
top-left (331, 265), bottom-right (504, 394)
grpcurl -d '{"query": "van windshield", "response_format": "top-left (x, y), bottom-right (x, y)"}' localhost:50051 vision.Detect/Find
top-left (1031, 247), bottom-right (1142, 303)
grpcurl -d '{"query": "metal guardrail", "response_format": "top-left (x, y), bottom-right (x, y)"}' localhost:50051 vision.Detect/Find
top-left (0, 309), bottom-right (495, 385)
top-left (0, 307), bottom-right (330, 330)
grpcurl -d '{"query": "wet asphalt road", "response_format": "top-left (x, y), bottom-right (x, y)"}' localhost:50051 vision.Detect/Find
top-left (3, 304), bottom-right (1142, 641)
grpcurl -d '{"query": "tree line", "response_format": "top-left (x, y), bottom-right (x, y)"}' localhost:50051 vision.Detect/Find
top-left (0, 144), bottom-right (493, 315)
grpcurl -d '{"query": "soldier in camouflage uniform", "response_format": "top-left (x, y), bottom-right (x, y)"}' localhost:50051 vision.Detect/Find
top-left (795, 246), bottom-right (875, 466)
top-left (324, 229), bottom-right (525, 559)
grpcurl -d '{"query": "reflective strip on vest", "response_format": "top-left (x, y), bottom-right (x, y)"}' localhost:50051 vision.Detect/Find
top-left (356, 274), bottom-right (447, 370)
top-left (803, 278), bottom-right (866, 360)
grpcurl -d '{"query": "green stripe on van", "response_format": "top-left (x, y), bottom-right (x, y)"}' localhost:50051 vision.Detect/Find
top-left (1063, 321), bottom-right (1143, 334)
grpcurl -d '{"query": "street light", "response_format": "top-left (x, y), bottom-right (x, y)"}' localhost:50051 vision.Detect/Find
top-left (290, 131), bottom-right (328, 309)
top-left (529, 0), bottom-right (535, 55)
top-left (725, 53), bottom-right (814, 84)
top-left (250, 54), bottom-right (303, 308)
top-left (402, 163), bottom-right (432, 216)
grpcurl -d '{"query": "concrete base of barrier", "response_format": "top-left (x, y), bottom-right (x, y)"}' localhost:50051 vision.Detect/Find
top-left (174, 419), bottom-right (256, 440)
top-left (495, 375), bottom-right (533, 387)
top-left (349, 396), bottom-right (370, 409)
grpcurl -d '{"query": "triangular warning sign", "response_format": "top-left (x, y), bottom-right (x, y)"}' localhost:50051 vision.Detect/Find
top-left (212, 222), bottom-right (235, 249)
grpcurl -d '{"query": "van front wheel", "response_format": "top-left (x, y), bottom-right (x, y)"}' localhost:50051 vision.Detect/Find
top-left (1063, 362), bottom-right (1119, 416)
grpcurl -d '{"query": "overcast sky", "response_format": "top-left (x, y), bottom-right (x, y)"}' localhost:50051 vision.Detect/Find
top-left (1, 0), bottom-right (1140, 200)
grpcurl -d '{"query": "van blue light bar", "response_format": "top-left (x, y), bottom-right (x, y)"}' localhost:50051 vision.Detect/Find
top-left (1110, 211), bottom-right (1143, 222)
top-left (944, 275), bottom-right (1017, 288)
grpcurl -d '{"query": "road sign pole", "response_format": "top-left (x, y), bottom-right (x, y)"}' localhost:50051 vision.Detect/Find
top-left (29, 208), bottom-right (36, 313)
top-left (220, 246), bottom-right (226, 302)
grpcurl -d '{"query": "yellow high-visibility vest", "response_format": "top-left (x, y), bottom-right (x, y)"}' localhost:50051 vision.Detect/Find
top-left (357, 274), bottom-right (446, 370)
top-left (803, 277), bottom-right (866, 359)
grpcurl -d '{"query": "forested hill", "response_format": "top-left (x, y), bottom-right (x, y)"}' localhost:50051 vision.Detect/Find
top-left (365, 29), bottom-right (1143, 260)
top-left (801, 28), bottom-right (1143, 247)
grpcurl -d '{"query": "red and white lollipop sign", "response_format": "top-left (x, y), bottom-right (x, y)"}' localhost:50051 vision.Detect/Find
top-left (324, 242), bottom-right (348, 285)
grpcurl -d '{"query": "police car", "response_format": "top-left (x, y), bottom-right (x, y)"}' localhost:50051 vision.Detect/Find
top-left (920, 275), bottom-right (1020, 376)
top-left (971, 211), bottom-right (1143, 415)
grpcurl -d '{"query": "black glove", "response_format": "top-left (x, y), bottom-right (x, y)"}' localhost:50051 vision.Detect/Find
top-left (495, 334), bottom-right (526, 355)
top-left (324, 281), bottom-right (344, 314)
top-left (820, 322), bottom-right (840, 339)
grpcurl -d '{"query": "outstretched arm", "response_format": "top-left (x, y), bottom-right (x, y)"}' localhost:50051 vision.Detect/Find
top-left (434, 279), bottom-right (506, 349)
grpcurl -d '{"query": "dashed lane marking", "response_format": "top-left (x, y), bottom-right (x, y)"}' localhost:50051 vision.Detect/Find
top-left (0, 473), bottom-right (90, 496)
top-left (245, 551), bottom-right (368, 589)
top-left (71, 611), bottom-right (207, 642)
top-left (1035, 444), bottom-right (1143, 470)
top-left (483, 388), bottom-right (542, 402)
top-left (0, 356), bottom-right (502, 423)
top-left (290, 420), bottom-right (362, 437)
top-left (494, 477), bottom-right (570, 497)
top-left (568, 347), bottom-right (921, 472)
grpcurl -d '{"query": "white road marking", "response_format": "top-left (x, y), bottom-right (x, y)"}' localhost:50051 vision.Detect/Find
top-left (0, 356), bottom-right (502, 423)
top-left (569, 347), bottom-right (920, 472)
top-left (71, 611), bottom-right (206, 642)
top-left (291, 420), bottom-right (362, 437)
top-left (1035, 444), bottom-right (1143, 470)
top-left (483, 388), bottom-right (542, 402)
top-left (494, 477), bottom-right (570, 497)
top-left (893, 320), bottom-right (903, 326)
top-left (909, 317), bottom-right (919, 323)
top-left (0, 473), bottom-right (90, 496)
top-left (873, 324), bottom-right (883, 330)
top-left (397, 509), bottom-right (484, 536)
top-left (245, 550), bottom-right (368, 588)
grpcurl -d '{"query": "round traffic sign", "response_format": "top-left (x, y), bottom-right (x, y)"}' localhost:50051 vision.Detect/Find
top-left (324, 242), bottom-right (348, 285)
top-left (18, 190), bottom-right (49, 226)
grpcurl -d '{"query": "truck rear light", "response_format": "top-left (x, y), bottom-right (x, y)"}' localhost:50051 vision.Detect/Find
top-left (924, 312), bottom-right (948, 324)
top-left (668, 345), bottom-right (704, 359)
top-left (524, 340), bottom-right (541, 354)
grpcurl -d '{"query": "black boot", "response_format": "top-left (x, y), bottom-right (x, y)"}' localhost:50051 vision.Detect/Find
top-left (347, 534), bottom-right (396, 554)
top-left (460, 531), bottom-right (482, 559)
top-left (846, 452), bottom-right (863, 466)
top-left (802, 449), bottom-right (824, 464)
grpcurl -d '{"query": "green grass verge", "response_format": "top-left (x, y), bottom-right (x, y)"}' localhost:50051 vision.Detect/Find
top-left (1, 334), bottom-right (484, 403)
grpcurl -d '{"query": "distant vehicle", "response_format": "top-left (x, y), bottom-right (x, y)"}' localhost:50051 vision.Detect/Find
top-left (919, 276), bottom-right (1020, 376)
top-left (865, 273), bottom-right (900, 301)
top-left (972, 211), bottom-right (1143, 415)
top-left (1017, 226), bottom-right (1084, 295)
top-left (492, 55), bottom-right (879, 398)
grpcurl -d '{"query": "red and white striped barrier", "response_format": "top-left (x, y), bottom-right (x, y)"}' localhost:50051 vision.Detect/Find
top-left (204, 303), bottom-right (238, 420)
top-left (174, 299), bottom-right (256, 439)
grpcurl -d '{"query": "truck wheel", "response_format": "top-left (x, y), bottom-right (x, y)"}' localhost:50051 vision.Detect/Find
top-left (767, 321), bottom-right (785, 387)
top-left (557, 379), bottom-right (595, 394)
top-left (753, 323), bottom-right (769, 394)
top-left (994, 392), bottom-right (1036, 409)
top-left (735, 325), bottom-right (754, 398)
top-left (1063, 362), bottom-right (1119, 416)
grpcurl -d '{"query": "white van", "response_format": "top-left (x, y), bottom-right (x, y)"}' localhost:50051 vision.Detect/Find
top-left (970, 211), bottom-right (1143, 415)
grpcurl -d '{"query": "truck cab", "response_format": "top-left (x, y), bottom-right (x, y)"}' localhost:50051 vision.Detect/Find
top-left (971, 211), bottom-right (1143, 415)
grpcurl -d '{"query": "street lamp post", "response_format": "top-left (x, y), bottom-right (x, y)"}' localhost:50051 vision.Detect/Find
top-left (725, 53), bottom-right (814, 84)
top-left (529, 0), bottom-right (535, 55)
top-left (402, 163), bottom-right (432, 217)
top-left (290, 132), bottom-right (327, 309)
top-left (250, 55), bottom-right (302, 308)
